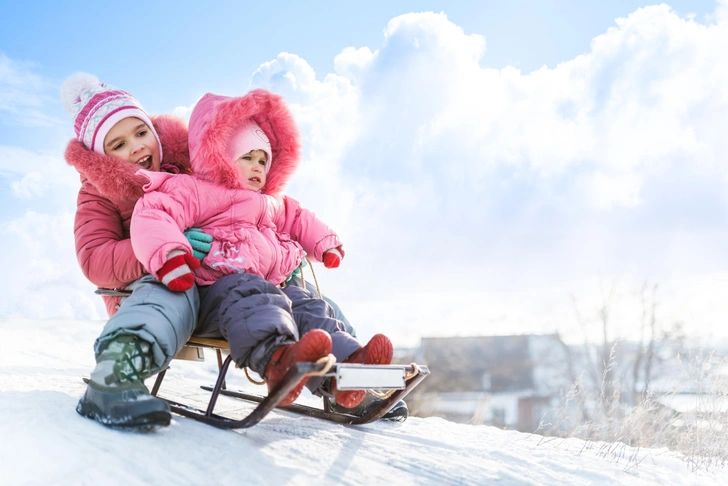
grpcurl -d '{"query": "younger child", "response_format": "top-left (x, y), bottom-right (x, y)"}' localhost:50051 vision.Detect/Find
top-left (61, 73), bottom-right (203, 428)
top-left (131, 90), bottom-right (393, 408)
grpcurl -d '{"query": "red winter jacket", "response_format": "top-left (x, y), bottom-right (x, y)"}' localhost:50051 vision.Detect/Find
top-left (64, 115), bottom-right (191, 316)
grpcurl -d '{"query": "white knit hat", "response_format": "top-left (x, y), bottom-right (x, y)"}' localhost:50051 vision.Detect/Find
top-left (226, 118), bottom-right (273, 173)
top-left (60, 72), bottom-right (162, 159)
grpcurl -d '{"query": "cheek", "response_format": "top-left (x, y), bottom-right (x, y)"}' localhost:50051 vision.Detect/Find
top-left (119, 149), bottom-right (134, 164)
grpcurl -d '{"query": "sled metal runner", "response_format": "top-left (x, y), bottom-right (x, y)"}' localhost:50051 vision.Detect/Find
top-left (150, 336), bottom-right (430, 429)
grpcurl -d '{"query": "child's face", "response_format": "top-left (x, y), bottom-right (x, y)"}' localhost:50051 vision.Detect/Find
top-left (103, 117), bottom-right (161, 171)
top-left (236, 149), bottom-right (267, 191)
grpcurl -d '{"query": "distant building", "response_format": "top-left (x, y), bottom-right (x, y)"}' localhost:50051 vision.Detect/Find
top-left (398, 334), bottom-right (573, 432)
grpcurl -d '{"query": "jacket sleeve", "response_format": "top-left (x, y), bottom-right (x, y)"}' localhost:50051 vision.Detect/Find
top-left (74, 186), bottom-right (146, 289)
top-left (130, 177), bottom-right (198, 278)
top-left (274, 195), bottom-right (343, 262)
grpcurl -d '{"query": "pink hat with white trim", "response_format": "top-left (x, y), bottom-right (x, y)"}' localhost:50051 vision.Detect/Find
top-left (60, 72), bottom-right (163, 159)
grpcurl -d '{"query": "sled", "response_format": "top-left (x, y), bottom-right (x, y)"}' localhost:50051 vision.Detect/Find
top-left (95, 289), bottom-right (430, 429)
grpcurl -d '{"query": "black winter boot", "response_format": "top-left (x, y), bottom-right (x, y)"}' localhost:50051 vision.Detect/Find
top-left (77, 335), bottom-right (171, 430)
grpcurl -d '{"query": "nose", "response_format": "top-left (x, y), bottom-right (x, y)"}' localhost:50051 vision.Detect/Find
top-left (131, 140), bottom-right (145, 153)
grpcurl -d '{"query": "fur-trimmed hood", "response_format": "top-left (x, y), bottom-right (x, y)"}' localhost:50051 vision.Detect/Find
top-left (188, 89), bottom-right (300, 197)
top-left (64, 114), bottom-right (191, 204)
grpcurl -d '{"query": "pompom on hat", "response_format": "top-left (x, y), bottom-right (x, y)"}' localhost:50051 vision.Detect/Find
top-left (227, 118), bottom-right (273, 173)
top-left (60, 72), bottom-right (162, 159)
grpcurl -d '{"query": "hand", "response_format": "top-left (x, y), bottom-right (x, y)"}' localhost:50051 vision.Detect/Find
top-left (158, 250), bottom-right (200, 292)
top-left (183, 227), bottom-right (213, 261)
top-left (323, 248), bottom-right (342, 269)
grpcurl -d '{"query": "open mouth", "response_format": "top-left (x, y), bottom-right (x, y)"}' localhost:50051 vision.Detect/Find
top-left (136, 155), bottom-right (152, 170)
top-left (249, 177), bottom-right (261, 184)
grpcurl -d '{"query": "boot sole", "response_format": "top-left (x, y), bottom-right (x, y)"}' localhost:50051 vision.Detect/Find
top-left (77, 399), bottom-right (171, 430)
top-left (334, 334), bottom-right (394, 408)
top-left (276, 330), bottom-right (333, 407)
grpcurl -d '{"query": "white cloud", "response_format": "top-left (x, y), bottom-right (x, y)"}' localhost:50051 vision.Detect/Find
top-left (0, 210), bottom-right (102, 320)
top-left (246, 7), bottom-right (728, 342)
top-left (0, 53), bottom-right (60, 127)
top-left (0, 146), bottom-right (78, 200)
top-left (584, 171), bottom-right (642, 209)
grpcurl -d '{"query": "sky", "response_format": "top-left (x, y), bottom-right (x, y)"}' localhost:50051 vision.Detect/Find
top-left (0, 318), bottom-right (723, 485)
top-left (1, 1), bottom-right (728, 347)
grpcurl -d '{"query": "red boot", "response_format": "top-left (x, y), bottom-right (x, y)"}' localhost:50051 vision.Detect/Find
top-left (333, 333), bottom-right (394, 409)
top-left (265, 329), bottom-right (332, 407)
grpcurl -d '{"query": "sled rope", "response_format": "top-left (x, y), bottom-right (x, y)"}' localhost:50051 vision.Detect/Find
top-left (306, 354), bottom-right (336, 376)
top-left (244, 367), bottom-right (266, 385)
top-left (368, 363), bottom-right (422, 399)
top-left (243, 354), bottom-right (336, 386)
top-left (304, 258), bottom-right (323, 300)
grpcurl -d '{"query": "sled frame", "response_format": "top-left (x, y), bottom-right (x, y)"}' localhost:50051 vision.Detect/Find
top-left (151, 336), bottom-right (429, 429)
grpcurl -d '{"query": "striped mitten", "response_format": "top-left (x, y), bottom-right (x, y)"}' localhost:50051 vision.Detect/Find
top-left (158, 250), bottom-right (200, 292)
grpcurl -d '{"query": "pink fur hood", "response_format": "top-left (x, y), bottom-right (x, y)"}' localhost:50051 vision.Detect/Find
top-left (64, 114), bottom-right (191, 203)
top-left (188, 89), bottom-right (300, 197)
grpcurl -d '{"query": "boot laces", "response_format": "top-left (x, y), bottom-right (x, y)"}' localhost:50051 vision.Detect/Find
top-left (103, 337), bottom-right (153, 385)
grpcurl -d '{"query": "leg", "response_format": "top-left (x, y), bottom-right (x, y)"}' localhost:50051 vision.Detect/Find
top-left (285, 279), bottom-right (405, 416)
top-left (282, 285), bottom-right (361, 397)
top-left (79, 275), bottom-right (199, 429)
top-left (196, 273), bottom-right (298, 375)
top-left (286, 274), bottom-right (357, 338)
top-left (198, 273), bottom-right (331, 406)
top-left (95, 274), bottom-right (199, 373)
top-left (282, 285), bottom-right (361, 362)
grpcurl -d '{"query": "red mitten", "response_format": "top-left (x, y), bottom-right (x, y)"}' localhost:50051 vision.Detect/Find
top-left (158, 250), bottom-right (200, 292)
top-left (323, 248), bottom-right (342, 269)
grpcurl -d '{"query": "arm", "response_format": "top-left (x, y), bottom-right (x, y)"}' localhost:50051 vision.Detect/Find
top-left (275, 195), bottom-right (343, 262)
top-left (130, 177), bottom-right (199, 279)
top-left (74, 186), bottom-right (146, 289)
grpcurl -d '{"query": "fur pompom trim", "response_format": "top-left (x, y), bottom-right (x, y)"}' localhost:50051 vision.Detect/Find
top-left (153, 115), bottom-right (191, 173)
top-left (60, 72), bottom-right (100, 115)
top-left (191, 89), bottom-right (300, 197)
top-left (64, 114), bottom-right (190, 203)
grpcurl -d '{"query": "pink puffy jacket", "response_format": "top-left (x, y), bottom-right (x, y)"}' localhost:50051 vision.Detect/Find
top-left (64, 116), bottom-right (192, 316)
top-left (131, 90), bottom-right (342, 287)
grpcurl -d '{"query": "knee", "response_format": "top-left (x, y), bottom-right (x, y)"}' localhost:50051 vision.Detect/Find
top-left (283, 285), bottom-right (317, 302)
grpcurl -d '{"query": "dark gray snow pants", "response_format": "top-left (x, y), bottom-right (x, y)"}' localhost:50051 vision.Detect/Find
top-left (195, 273), bottom-right (361, 392)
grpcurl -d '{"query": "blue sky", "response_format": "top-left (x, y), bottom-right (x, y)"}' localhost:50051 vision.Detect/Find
top-left (1, 1), bottom-right (727, 345)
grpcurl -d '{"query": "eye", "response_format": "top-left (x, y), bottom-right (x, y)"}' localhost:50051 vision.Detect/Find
top-left (112, 142), bottom-right (125, 151)
top-left (137, 129), bottom-right (148, 137)
top-left (240, 155), bottom-right (252, 161)
top-left (259, 159), bottom-right (267, 166)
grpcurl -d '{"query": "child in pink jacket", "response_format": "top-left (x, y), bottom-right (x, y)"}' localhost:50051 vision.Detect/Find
top-left (131, 90), bottom-right (393, 408)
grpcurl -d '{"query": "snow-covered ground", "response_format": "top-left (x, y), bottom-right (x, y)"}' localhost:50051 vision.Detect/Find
top-left (1, 319), bottom-right (724, 485)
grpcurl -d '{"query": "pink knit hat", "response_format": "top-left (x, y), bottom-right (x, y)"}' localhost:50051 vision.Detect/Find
top-left (227, 118), bottom-right (273, 173)
top-left (60, 72), bottom-right (163, 159)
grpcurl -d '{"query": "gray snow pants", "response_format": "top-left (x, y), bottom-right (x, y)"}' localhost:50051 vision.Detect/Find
top-left (195, 273), bottom-right (361, 392)
top-left (94, 274), bottom-right (200, 375)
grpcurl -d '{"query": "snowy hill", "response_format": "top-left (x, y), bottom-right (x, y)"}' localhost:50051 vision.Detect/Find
top-left (1, 319), bottom-right (724, 485)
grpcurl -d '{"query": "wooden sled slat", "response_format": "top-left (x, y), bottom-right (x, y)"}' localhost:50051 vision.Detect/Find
top-left (185, 336), bottom-right (230, 350)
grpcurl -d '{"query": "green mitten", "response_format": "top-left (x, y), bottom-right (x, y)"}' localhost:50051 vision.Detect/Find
top-left (183, 228), bottom-right (213, 261)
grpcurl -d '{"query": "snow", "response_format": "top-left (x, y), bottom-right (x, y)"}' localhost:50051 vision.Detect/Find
top-left (1, 319), bottom-right (725, 485)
